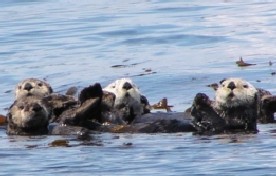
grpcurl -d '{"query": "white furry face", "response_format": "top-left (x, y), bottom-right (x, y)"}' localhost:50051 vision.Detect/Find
top-left (15, 78), bottom-right (53, 99)
top-left (103, 78), bottom-right (141, 106)
top-left (103, 78), bottom-right (143, 114)
top-left (215, 78), bottom-right (257, 108)
top-left (9, 99), bottom-right (50, 128)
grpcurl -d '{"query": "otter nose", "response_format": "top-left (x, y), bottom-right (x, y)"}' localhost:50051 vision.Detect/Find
top-left (227, 82), bottom-right (236, 90)
top-left (24, 83), bottom-right (33, 91)
top-left (122, 82), bottom-right (133, 90)
top-left (32, 103), bottom-right (42, 112)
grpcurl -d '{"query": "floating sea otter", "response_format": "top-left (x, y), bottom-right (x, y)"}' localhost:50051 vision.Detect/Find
top-left (103, 78), bottom-right (151, 124)
top-left (55, 78), bottom-right (194, 133)
top-left (7, 78), bottom-right (87, 136)
top-left (15, 78), bottom-right (53, 99)
top-left (58, 78), bottom-right (151, 128)
top-left (7, 96), bottom-right (51, 135)
top-left (7, 78), bottom-right (53, 135)
top-left (6, 77), bottom-right (276, 135)
top-left (191, 77), bottom-right (275, 134)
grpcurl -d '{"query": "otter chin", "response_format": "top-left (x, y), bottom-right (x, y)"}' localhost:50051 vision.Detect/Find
top-left (7, 97), bottom-right (51, 135)
top-left (15, 78), bottom-right (53, 99)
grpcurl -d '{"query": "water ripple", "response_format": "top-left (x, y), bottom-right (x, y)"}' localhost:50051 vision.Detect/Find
top-left (1, 0), bottom-right (276, 175)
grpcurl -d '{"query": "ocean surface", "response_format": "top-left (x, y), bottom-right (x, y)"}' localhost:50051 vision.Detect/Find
top-left (1, 0), bottom-right (276, 175)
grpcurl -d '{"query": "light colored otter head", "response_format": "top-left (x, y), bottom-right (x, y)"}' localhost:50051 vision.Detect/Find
top-left (103, 78), bottom-right (146, 123)
top-left (103, 78), bottom-right (141, 107)
top-left (7, 97), bottom-right (50, 130)
top-left (215, 78), bottom-right (257, 109)
top-left (15, 78), bottom-right (53, 99)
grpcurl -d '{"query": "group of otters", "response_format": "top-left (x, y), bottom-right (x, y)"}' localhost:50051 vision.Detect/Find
top-left (4, 77), bottom-right (276, 136)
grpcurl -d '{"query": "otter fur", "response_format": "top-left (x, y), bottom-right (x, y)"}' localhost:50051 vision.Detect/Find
top-left (191, 77), bottom-right (275, 134)
top-left (103, 78), bottom-right (150, 124)
top-left (15, 78), bottom-right (53, 99)
top-left (7, 96), bottom-right (51, 135)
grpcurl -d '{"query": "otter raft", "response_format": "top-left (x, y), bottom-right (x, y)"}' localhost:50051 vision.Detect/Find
top-left (2, 1), bottom-right (276, 174)
top-left (4, 77), bottom-right (276, 136)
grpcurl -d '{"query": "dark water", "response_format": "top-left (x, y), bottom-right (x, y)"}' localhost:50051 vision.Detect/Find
top-left (1, 0), bottom-right (276, 175)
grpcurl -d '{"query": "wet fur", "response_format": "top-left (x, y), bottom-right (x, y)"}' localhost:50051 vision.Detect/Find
top-left (214, 78), bottom-right (257, 109)
top-left (103, 78), bottom-right (150, 124)
top-left (15, 78), bottom-right (53, 99)
top-left (214, 78), bottom-right (258, 131)
top-left (7, 96), bottom-right (51, 135)
top-left (191, 78), bottom-right (262, 134)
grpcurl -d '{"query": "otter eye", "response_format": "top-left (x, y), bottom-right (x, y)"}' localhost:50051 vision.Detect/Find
top-left (243, 85), bottom-right (249, 88)
top-left (110, 84), bottom-right (116, 88)
top-left (38, 83), bottom-right (43, 87)
top-left (19, 105), bottom-right (24, 110)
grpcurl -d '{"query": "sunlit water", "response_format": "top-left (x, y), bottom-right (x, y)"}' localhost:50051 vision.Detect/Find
top-left (1, 0), bottom-right (276, 175)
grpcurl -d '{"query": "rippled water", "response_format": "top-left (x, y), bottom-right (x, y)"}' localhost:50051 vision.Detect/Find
top-left (1, 0), bottom-right (276, 175)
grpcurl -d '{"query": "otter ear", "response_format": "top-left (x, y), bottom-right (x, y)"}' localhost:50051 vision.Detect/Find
top-left (219, 78), bottom-right (227, 84)
top-left (207, 83), bottom-right (218, 91)
top-left (48, 86), bottom-right (53, 94)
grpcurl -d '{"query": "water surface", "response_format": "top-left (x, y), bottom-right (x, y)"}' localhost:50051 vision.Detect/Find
top-left (1, 0), bottom-right (276, 175)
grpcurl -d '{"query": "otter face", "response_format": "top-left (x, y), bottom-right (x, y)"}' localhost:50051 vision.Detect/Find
top-left (15, 78), bottom-right (53, 99)
top-left (8, 98), bottom-right (50, 129)
top-left (103, 78), bottom-right (145, 123)
top-left (215, 78), bottom-right (257, 108)
top-left (103, 78), bottom-right (141, 107)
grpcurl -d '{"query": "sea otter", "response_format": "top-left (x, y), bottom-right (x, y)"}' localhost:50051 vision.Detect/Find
top-left (103, 78), bottom-right (150, 124)
top-left (14, 78), bottom-right (78, 122)
top-left (7, 78), bottom-right (89, 136)
top-left (214, 77), bottom-right (258, 130)
top-left (191, 77), bottom-right (275, 134)
top-left (57, 78), bottom-right (194, 133)
top-left (15, 78), bottom-right (53, 99)
top-left (7, 95), bottom-right (90, 138)
top-left (9, 77), bottom-right (275, 135)
top-left (7, 96), bottom-right (51, 135)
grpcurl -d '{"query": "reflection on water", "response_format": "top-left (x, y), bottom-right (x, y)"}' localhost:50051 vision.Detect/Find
top-left (1, 0), bottom-right (276, 175)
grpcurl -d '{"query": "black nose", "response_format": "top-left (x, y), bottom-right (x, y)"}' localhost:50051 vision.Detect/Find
top-left (227, 82), bottom-right (236, 90)
top-left (122, 82), bottom-right (133, 90)
top-left (24, 83), bottom-right (33, 91)
top-left (32, 103), bottom-right (42, 112)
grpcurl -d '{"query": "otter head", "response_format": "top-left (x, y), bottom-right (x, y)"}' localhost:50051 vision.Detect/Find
top-left (103, 78), bottom-right (146, 123)
top-left (15, 78), bottom-right (53, 99)
top-left (7, 98), bottom-right (50, 134)
top-left (215, 78), bottom-right (257, 109)
top-left (103, 78), bottom-right (141, 107)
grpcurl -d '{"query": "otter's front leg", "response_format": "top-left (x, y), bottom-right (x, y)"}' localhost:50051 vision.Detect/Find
top-left (260, 95), bottom-right (276, 123)
top-left (191, 93), bottom-right (226, 134)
